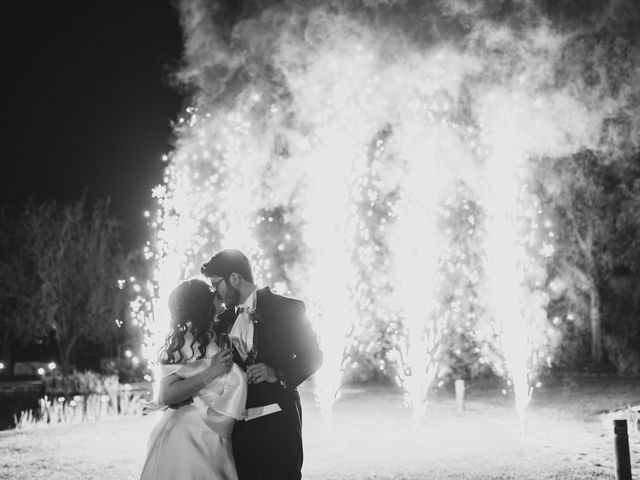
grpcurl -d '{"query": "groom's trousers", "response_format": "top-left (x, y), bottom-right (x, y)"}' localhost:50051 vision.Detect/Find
top-left (231, 391), bottom-right (303, 480)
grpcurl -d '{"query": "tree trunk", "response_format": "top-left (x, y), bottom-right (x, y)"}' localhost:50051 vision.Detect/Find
top-left (58, 334), bottom-right (80, 374)
top-left (590, 286), bottom-right (603, 366)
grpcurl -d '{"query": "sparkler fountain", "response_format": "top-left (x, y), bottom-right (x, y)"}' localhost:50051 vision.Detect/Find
top-left (480, 97), bottom-right (538, 431)
top-left (388, 120), bottom-right (458, 421)
top-left (135, 0), bottom-right (635, 429)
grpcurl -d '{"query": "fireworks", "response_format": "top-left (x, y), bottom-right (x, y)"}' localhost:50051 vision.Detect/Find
top-left (133, 0), bottom-right (635, 425)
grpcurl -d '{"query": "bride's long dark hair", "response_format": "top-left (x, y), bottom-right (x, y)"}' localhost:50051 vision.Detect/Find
top-left (159, 279), bottom-right (217, 364)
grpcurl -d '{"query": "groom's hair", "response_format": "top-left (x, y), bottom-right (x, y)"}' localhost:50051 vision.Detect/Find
top-left (201, 249), bottom-right (254, 283)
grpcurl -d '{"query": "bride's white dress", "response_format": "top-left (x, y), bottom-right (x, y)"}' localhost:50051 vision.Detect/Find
top-left (140, 336), bottom-right (247, 480)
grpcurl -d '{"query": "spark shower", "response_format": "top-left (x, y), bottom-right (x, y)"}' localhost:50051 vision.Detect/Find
top-left (137, 0), bottom-right (638, 424)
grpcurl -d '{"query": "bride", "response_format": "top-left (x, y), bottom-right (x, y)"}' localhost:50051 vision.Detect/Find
top-left (140, 279), bottom-right (247, 480)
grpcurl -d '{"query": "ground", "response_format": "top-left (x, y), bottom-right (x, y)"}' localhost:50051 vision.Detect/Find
top-left (0, 375), bottom-right (638, 479)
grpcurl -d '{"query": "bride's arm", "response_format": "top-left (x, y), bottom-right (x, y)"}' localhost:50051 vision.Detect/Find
top-left (158, 348), bottom-right (233, 405)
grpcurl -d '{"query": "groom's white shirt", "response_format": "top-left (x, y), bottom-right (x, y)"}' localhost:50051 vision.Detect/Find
top-left (230, 288), bottom-right (257, 361)
top-left (229, 287), bottom-right (281, 421)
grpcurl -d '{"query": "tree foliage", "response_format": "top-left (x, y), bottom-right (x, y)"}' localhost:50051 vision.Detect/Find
top-left (26, 198), bottom-right (130, 370)
top-left (435, 183), bottom-right (487, 382)
top-left (537, 152), bottom-right (640, 371)
top-left (0, 206), bottom-right (46, 370)
top-left (1, 198), bottom-right (132, 372)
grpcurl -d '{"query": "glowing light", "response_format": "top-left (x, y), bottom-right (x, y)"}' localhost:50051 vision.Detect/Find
top-left (0, 363), bottom-right (4, 371)
top-left (541, 243), bottom-right (554, 257)
top-left (37, 368), bottom-right (45, 376)
top-left (48, 362), bottom-right (56, 370)
top-left (138, 1), bottom-right (613, 429)
top-left (477, 88), bottom-right (560, 432)
top-left (124, 350), bottom-right (132, 359)
top-left (388, 124), bottom-right (452, 421)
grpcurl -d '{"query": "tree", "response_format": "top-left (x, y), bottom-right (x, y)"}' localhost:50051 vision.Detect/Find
top-left (600, 160), bottom-right (640, 373)
top-left (545, 0), bottom-right (640, 369)
top-left (539, 153), bottom-right (611, 365)
top-left (26, 198), bottom-right (129, 371)
top-left (436, 183), bottom-right (486, 383)
top-left (0, 206), bottom-right (45, 373)
top-left (538, 152), bottom-right (640, 368)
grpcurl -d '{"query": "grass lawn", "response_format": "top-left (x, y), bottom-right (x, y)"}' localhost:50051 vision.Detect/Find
top-left (1, 375), bottom-right (639, 479)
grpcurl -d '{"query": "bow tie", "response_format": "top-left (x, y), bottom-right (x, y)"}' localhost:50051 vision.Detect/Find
top-left (236, 305), bottom-right (250, 314)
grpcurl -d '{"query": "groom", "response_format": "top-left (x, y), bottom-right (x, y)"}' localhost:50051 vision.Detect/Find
top-left (201, 249), bottom-right (323, 480)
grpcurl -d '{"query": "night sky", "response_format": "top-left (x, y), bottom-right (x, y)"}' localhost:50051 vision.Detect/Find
top-left (4, 1), bottom-right (185, 248)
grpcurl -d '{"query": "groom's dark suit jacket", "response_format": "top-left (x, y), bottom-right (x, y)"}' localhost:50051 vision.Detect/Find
top-left (215, 287), bottom-right (323, 409)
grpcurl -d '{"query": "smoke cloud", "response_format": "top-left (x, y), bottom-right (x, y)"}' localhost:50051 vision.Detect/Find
top-left (147, 0), bottom-right (640, 414)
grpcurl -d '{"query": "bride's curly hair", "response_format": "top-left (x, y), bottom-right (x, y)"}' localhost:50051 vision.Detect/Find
top-left (159, 279), bottom-right (217, 364)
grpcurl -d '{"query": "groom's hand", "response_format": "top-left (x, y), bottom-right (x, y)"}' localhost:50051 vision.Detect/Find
top-left (246, 363), bottom-right (277, 384)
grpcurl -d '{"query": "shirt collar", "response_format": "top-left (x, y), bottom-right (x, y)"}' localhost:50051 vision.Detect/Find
top-left (235, 287), bottom-right (257, 313)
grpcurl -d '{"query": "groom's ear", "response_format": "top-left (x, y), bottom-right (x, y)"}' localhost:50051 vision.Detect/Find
top-left (229, 272), bottom-right (242, 287)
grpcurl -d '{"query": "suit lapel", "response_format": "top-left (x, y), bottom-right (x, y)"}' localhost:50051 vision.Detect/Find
top-left (252, 287), bottom-right (273, 363)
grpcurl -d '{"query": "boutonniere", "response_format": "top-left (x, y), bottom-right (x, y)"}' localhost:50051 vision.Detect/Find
top-left (247, 307), bottom-right (264, 326)
top-left (245, 307), bottom-right (262, 365)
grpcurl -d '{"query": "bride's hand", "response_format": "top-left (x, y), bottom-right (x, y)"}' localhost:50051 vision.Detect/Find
top-left (206, 348), bottom-right (233, 381)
